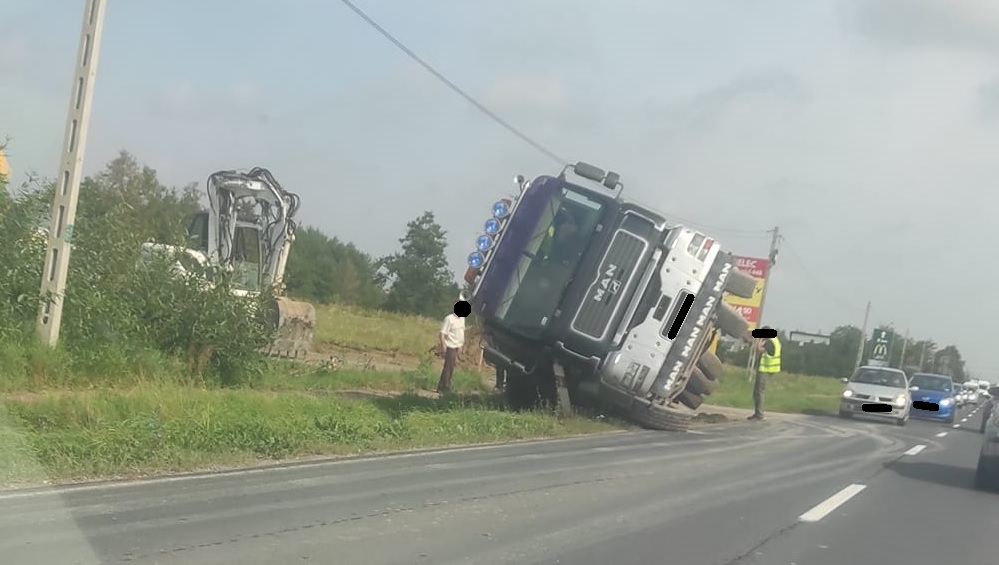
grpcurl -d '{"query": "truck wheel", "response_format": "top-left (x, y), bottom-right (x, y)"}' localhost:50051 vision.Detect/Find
top-left (685, 367), bottom-right (717, 396)
top-left (630, 402), bottom-right (691, 432)
top-left (697, 350), bottom-right (725, 383)
top-left (716, 302), bottom-right (749, 338)
top-left (677, 390), bottom-right (704, 410)
top-left (505, 369), bottom-right (538, 411)
top-left (725, 264), bottom-right (758, 299)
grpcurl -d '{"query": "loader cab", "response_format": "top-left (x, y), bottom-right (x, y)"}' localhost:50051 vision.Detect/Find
top-left (185, 211), bottom-right (264, 292)
top-left (187, 212), bottom-right (210, 252)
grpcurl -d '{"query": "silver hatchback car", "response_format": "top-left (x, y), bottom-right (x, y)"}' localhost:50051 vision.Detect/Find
top-left (839, 366), bottom-right (911, 426)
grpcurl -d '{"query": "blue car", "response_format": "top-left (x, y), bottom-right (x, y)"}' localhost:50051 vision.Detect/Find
top-left (908, 372), bottom-right (958, 424)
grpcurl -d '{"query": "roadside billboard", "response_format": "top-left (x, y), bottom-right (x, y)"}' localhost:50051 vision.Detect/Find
top-left (724, 255), bottom-right (769, 331)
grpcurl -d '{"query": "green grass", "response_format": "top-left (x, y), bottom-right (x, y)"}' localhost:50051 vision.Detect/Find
top-left (313, 303), bottom-right (441, 357)
top-left (0, 300), bottom-right (847, 488)
top-left (0, 385), bottom-right (623, 487)
top-left (709, 364), bottom-right (844, 415)
top-left (0, 331), bottom-right (626, 487)
top-left (258, 363), bottom-right (492, 395)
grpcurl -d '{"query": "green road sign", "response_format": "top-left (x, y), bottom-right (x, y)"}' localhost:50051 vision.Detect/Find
top-left (870, 328), bottom-right (892, 362)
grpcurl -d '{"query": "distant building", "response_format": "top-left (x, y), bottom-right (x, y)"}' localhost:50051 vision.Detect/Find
top-left (0, 148), bottom-right (9, 179)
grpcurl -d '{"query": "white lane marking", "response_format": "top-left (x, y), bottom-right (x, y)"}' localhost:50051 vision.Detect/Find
top-left (799, 483), bottom-right (867, 523)
top-left (904, 444), bottom-right (926, 456)
top-left (936, 432), bottom-right (948, 438)
top-left (953, 424), bottom-right (961, 428)
top-left (961, 418), bottom-right (968, 423)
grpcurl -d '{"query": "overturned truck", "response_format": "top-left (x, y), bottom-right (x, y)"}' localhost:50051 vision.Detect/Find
top-left (463, 162), bottom-right (756, 431)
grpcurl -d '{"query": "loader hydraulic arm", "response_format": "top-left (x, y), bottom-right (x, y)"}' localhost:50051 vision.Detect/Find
top-left (205, 167), bottom-right (302, 292)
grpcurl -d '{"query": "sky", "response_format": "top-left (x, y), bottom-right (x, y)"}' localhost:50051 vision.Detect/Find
top-left (2, 0), bottom-right (998, 375)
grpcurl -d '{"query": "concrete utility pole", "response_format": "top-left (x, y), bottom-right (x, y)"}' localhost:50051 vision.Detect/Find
top-left (36, 0), bottom-right (108, 346)
top-left (853, 300), bottom-right (871, 371)
top-left (898, 328), bottom-right (909, 369)
top-left (746, 226), bottom-right (781, 379)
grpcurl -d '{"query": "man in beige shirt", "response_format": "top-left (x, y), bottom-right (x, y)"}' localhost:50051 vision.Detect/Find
top-left (436, 295), bottom-right (470, 395)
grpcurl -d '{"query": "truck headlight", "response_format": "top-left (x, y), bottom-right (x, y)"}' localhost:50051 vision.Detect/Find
top-left (895, 394), bottom-right (907, 407)
top-left (940, 398), bottom-right (954, 407)
top-left (842, 390), bottom-right (853, 398)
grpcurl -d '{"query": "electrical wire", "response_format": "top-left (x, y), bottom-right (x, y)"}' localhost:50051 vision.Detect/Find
top-left (337, 0), bottom-right (568, 166)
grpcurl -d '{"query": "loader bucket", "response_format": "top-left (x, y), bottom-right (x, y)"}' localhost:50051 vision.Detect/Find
top-left (263, 297), bottom-right (317, 359)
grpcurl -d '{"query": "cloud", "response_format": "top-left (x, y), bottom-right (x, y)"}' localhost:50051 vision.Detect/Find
top-left (980, 78), bottom-right (999, 121)
top-left (479, 75), bottom-right (567, 113)
top-left (0, 34), bottom-right (30, 73)
top-left (671, 71), bottom-right (811, 134)
top-left (146, 79), bottom-right (268, 126)
top-left (844, 0), bottom-right (999, 57)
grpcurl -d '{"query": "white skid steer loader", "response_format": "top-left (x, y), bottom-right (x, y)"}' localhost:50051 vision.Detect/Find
top-left (140, 167), bottom-right (316, 358)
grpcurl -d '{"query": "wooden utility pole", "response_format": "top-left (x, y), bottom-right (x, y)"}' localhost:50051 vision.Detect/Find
top-left (853, 301), bottom-right (871, 371)
top-left (746, 226), bottom-right (781, 379)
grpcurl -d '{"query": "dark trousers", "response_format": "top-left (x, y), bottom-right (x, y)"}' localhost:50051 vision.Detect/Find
top-left (753, 370), bottom-right (769, 416)
top-left (436, 347), bottom-right (459, 394)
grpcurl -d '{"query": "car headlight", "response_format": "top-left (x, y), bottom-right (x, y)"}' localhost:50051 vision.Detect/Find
top-left (842, 390), bottom-right (853, 398)
top-left (940, 398), bottom-right (954, 407)
top-left (895, 394), bottom-right (907, 407)
top-left (468, 251), bottom-right (485, 268)
top-left (476, 235), bottom-right (493, 251)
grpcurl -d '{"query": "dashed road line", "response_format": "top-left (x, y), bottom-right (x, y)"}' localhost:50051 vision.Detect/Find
top-left (935, 431), bottom-right (948, 438)
top-left (799, 483), bottom-right (867, 523)
top-left (952, 424), bottom-right (961, 428)
top-left (903, 444), bottom-right (926, 456)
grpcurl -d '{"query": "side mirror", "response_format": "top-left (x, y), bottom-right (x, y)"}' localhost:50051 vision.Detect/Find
top-left (909, 386), bottom-right (919, 392)
top-left (840, 378), bottom-right (849, 384)
top-left (990, 386), bottom-right (999, 398)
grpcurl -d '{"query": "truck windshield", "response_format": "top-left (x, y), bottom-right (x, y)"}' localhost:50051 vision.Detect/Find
top-left (492, 184), bottom-right (605, 339)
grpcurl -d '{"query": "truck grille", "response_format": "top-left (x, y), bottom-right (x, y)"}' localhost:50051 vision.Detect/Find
top-left (571, 230), bottom-right (646, 339)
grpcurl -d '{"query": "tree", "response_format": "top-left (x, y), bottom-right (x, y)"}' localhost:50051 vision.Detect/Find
top-left (376, 211), bottom-right (459, 318)
top-left (77, 150), bottom-right (202, 245)
top-left (933, 345), bottom-right (966, 381)
top-left (284, 226), bottom-right (385, 308)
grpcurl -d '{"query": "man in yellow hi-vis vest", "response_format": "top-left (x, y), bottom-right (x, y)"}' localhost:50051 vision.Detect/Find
top-left (749, 326), bottom-right (781, 421)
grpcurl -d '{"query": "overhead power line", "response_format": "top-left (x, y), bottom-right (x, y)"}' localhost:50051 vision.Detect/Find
top-left (337, 0), bottom-right (568, 165)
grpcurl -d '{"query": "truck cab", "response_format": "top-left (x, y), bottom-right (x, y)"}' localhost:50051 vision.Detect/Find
top-left (465, 162), bottom-right (755, 430)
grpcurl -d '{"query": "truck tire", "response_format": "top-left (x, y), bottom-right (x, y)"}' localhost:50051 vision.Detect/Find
top-left (685, 367), bottom-right (717, 396)
top-left (697, 350), bottom-right (725, 383)
top-left (725, 265), bottom-right (758, 300)
top-left (677, 390), bottom-right (704, 410)
top-left (630, 402), bottom-right (691, 432)
top-left (716, 302), bottom-right (750, 338)
top-left (505, 369), bottom-right (538, 411)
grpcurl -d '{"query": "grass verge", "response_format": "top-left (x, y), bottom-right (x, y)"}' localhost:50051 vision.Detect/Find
top-left (709, 364), bottom-right (843, 415)
top-left (0, 384), bottom-right (624, 488)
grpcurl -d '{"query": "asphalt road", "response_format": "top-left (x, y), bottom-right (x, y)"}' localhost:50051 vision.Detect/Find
top-left (2, 404), bottom-right (998, 565)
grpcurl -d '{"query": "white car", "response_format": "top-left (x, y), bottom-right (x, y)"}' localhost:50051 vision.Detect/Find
top-left (964, 384), bottom-right (980, 405)
top-left (839, 366), bottom-right (911, 426)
